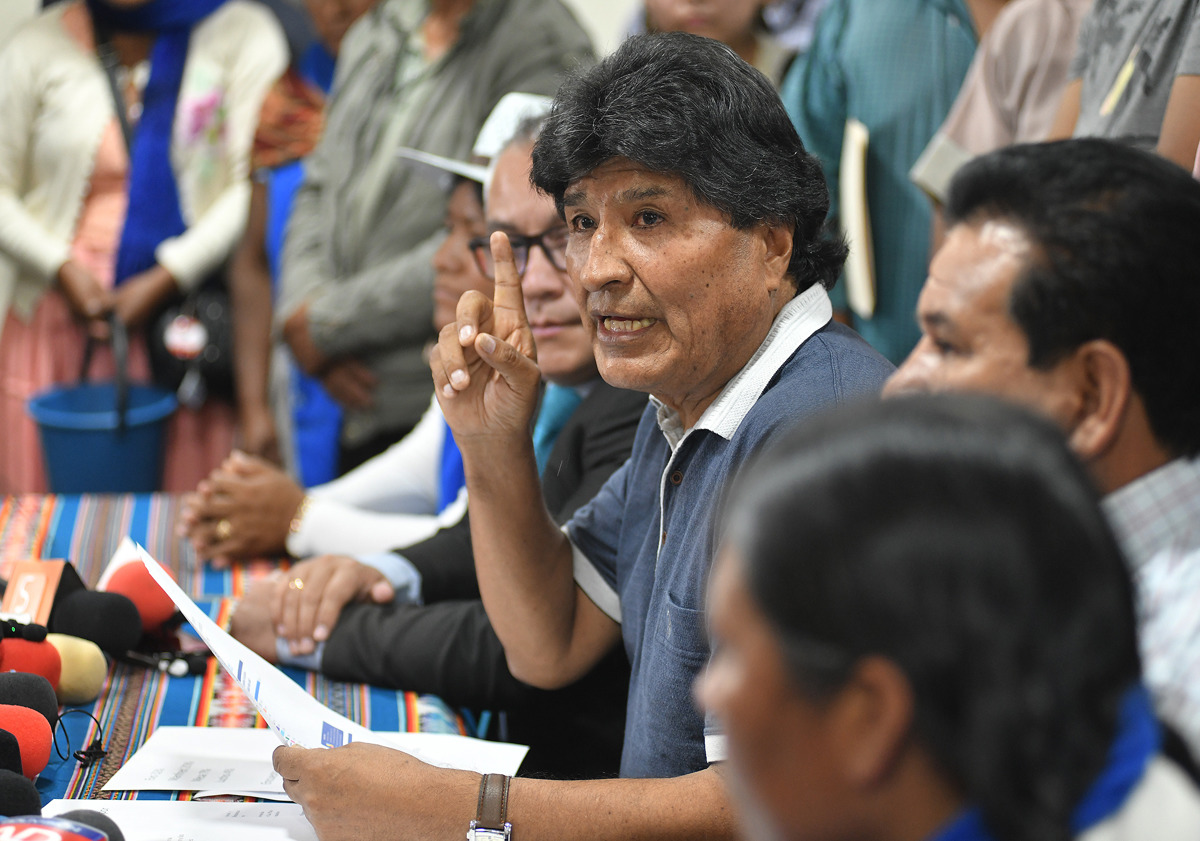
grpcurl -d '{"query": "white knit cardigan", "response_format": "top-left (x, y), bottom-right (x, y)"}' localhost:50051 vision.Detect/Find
top-left (0, 0), bottom-right (287, 342)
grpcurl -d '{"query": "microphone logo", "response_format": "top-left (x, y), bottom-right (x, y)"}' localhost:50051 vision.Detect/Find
top-left (0, 817), bottom-right (109, 841)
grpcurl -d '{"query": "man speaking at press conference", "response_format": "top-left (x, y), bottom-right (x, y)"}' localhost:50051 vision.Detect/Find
top-left (273, 32), bottom-right (892, 840)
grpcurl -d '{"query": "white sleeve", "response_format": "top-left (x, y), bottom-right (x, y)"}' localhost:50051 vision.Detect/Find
top-left (310, 395), bottom-right (445, 512)
top-left (286, 396), bottom-right (455, 557)
top-left (0, 29), bottom-right (72, 281)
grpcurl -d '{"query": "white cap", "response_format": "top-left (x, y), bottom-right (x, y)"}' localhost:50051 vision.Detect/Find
top-left (395, 92), bottom-right (553, 188)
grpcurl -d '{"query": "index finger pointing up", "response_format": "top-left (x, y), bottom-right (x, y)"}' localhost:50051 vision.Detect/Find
top-left (490, 231), bottom-right (529, 322)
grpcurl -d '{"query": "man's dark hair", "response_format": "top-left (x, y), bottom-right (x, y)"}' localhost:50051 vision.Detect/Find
top-left (945, 138), bottom-right (1200, 458)
top-left (725, 394), bottom-right (1141, 841)
top-left (530, 32), bottom-right (846, 294)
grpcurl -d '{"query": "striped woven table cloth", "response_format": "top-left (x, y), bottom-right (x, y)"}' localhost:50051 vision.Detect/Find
top-left (0, 493), bottom-right (464, 805)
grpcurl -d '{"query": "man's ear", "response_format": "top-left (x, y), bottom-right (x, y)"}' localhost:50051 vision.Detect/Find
top-left (761, 223), bottom-right (794, 292)
top-left (1064, 339), bottom-right (1131, 461)
top-left (833, 656), bottom-right (915, 788)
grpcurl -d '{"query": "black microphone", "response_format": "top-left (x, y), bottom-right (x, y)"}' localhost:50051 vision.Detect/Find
top-left (0, 672), bottom-right (58, 731)
top-left (49, 590), bottom-right (142, 656)
top-left (0, 728), bottom-right (21, 776)
top-left (0, 619), bottom-right (47, 643)
top-left (0, 812), bottom-right (126, 841)
top-left (58, 810), bottom-right (126, 841)
top-left (0, 768), bottom-right (41, 818)
top-left (1, 562), bottom-right (142, 656)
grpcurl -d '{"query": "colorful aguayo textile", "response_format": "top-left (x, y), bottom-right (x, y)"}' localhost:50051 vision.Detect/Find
top-left (0, 493), bottom-right (465, 804)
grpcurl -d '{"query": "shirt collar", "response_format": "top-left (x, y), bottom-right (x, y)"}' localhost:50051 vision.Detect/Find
top-left (1102, 457), bottom-right (1200, 570)
top-left (652, 284), bottom-right (833, 450)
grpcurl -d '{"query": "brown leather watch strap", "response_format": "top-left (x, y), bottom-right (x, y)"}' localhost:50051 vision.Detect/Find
top-left (475, 773), bottom-right (511, 830)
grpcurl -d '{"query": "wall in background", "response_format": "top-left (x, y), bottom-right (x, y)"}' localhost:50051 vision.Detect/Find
top-left (561, 0), bottom-right (640, 56)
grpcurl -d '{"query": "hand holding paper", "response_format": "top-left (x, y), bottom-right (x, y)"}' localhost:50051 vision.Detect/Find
top-left (127, 538), bottom-right (526, 774)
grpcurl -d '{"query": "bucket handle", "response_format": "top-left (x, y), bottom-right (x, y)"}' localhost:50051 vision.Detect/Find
top-left (79, 313), bottom-right (130, 433)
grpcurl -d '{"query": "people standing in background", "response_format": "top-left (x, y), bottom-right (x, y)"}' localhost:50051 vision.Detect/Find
top-left (762, 0), bottom-right (828, 52)
top-left (181, 178), bottom-right (488, 565)
top-left (1048, 0), bottom-right (1200, 170)
top-left (911, 0), bottom-right (1091, 251)
top-left (640, 0), bottom-right (796, 85)
top-left (275, 0), bottom-right (593, 476)
top-left (782, 0), bottom-right (1000, 364)
top-left (230, 0), bottom-right (376, 483)
top-left (0, 0), bottom-right (287, 492)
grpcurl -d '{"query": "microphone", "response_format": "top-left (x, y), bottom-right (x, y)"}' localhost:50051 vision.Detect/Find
top-left (0, 637), bottom-right (62, 690)
top-left (0, 812), bottom-right (126, 841)
top-left (0, 728), bottom-right (21, 776)
top-left (0, 704), bottom-right (52, 779)
top-left (0, 672), bottom-right (58, 731)
top-left (100, 561), bottom-right (177, 634)
top-left (0, 561), bottom-right (143, 655)
top-left (0, 768), bottom-right (41, 817)
top-left (45, 634), bottom-right (108, 705)
top-left (1, 619), bottom-right (48, 643)
top-left (48, 591), bottom-right (142, 657)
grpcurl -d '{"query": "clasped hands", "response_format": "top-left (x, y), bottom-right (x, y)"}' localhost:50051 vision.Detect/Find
top-left (57, 259), bottom-right (178, 338)
top-left (179, 450), bottom-right (305, 567)
top-left (230, 554), bottom-right (396, 662)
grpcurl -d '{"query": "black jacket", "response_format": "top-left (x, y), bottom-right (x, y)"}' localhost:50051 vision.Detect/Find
top-left (322, 381), bottom-right (647, 778)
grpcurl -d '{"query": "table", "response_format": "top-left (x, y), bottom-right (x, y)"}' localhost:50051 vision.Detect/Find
top-left (0, 493), bottom-right (465, 805)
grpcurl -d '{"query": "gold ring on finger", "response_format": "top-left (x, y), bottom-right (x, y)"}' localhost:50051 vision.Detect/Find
top-left (215, 519), bottom-right (233, 540)
top-left (288, 577), bottom-right (305, 591)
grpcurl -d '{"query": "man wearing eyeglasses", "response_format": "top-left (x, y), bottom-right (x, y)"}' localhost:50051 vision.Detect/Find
top-left (233, 120), bottom-right (646, 779)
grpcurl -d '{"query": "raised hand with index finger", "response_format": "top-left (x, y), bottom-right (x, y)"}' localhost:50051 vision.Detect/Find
top-left (430, 231), bottom-right (542, 445)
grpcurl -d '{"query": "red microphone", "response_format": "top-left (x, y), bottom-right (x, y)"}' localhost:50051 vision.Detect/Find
top-left (100, 562), bottom-right (176, 633)
top-left (0, 704), bottom-right (52, 779)
top-left (0, 637), bottom-right (62, 690)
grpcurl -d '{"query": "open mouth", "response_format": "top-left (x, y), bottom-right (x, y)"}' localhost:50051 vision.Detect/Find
top-left (601, 317), bottom-right (657, 333)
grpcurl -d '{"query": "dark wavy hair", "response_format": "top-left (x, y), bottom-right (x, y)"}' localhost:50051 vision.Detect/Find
top-left (725, 394), bottom-right (1141, 841)
top-left (530, 32), bottom-right (846, 295)
top-left (945, 138), bottom-right (1200, 458)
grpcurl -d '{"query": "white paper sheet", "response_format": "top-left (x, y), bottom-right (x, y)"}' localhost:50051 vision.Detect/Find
top-left (127, 538), bottom-right (528, 774)
top-left (102, 727), bottom-right (286, 799)
top-left (43, 800), bottom-right (318, 841)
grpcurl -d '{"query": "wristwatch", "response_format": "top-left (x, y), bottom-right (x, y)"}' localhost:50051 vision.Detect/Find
top-left (467, 773), bottom-right (512, 840)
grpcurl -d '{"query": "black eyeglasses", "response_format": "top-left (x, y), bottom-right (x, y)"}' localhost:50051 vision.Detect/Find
top-left (469, 227), bottom-right (569, 279)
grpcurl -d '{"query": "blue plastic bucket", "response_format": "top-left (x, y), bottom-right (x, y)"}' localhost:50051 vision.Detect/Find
top-left (29, 382), bottom-right (177, 493)
top-left (27, 317), bottom-right (178, 493)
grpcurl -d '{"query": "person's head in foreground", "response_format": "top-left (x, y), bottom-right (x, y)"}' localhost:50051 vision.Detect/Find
top-left (885, 139), bottom-right (1200, 493)
top-left (699, 393), bottom-right (1200, 841)
top-left (531, 30), bottom-right (845, 425)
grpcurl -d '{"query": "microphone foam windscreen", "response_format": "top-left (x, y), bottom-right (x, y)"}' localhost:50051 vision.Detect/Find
top-left (0, 768), bottom-right (40, 817)
top-left (0, 704), bottom-right (51, 779)
top-left (103, 562), bottom-right (176, 632)
top-left (49, 590), bottom-right (142, 655)
top-left (0, 638), bottom-right (62, 690)
top-left (58, 810), bottom-right (125, 841)
top-left (0, 728), bottom-right (20, 775)
top-left (0, 672), bottom-right (58, 731)
top-left (45, 634), bottom-right (108, 705)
